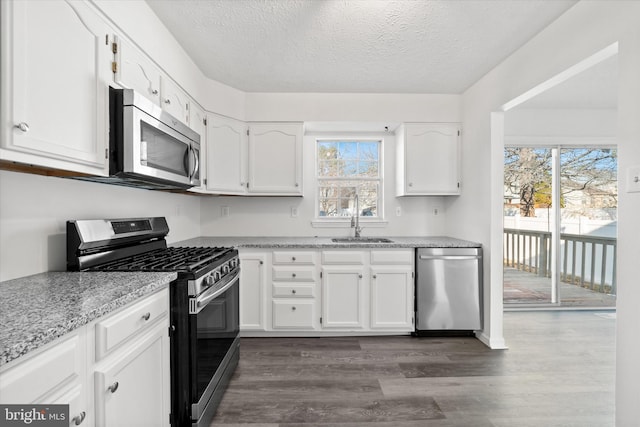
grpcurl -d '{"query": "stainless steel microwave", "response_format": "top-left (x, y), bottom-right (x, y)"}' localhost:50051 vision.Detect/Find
top-left (106, 87), bottom-right (200, 189)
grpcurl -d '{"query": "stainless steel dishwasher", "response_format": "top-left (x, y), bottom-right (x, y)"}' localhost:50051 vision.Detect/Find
top-left (415, 247), bottom-right (483, 335)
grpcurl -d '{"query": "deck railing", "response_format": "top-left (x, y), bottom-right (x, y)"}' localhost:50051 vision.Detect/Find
top-left (504, 228), bottom-right (617, 295)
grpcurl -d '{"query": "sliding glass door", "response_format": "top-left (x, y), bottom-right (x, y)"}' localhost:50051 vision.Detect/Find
top-left (503, 146), bottom-right (617, 308)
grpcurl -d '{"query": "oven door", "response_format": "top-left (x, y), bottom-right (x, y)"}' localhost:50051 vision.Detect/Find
top-left (189, 271), bottom-right (240, 426)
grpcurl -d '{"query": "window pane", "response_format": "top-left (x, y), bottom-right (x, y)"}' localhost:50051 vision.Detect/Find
top-left (317, 140), bottom-right (381, 219)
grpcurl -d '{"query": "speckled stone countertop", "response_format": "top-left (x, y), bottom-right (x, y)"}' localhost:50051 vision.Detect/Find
top-left (0, 271), bottom-right (176, 366)
top-left (173, 236), bottom-right (481, 249)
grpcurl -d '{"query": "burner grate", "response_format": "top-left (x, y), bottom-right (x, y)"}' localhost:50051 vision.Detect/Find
top-left (90, 247), bottom-right (232, 273)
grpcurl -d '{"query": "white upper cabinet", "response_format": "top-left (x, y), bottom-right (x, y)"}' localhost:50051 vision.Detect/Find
top-left (113, 35), bottom-right (190, 127)
top-left (160, 77), bottom-right (190, 126)
top-left (396, 123), bottom-right (461, 196)
top-left (248, 123), bottom-right (303, 195)
top-left (113, 35), bottom-right (162, 106)
top-left (1, 0), bottom-right (112, 175)
top-left (206, 114), bottom-right (248, 194)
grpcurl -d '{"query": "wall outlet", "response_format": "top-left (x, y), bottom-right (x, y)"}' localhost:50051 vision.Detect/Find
top-left (221, 206), bottom-right (230, 217)
top-left (627, 166), bottom-right (640, 193)
top-left (291, 206), bottom-right (299, 218)
top-left (395, 207), bottom-right (402, 216)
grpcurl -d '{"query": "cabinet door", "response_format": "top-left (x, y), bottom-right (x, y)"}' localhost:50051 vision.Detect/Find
top-left (239, 252), bottom-right (267, 331)
top-left (113, 35), bottom-right (162, 106)
top-left (206, 115), bottom-right (248, 194)
top-left (370, 266), bottom-right (414, 330)
top-left (321, 266), bottom-right (365, 329)
top-left (94, 323), bottom-right (169, 427)
top-left (1, 0), bottom-right (111, 174)
top-left (160, 77), bottom-right (190, 126)
top-left (403, 123), bottom-right (461, 195)
top-left (248, 123), bottom-right (303, 194)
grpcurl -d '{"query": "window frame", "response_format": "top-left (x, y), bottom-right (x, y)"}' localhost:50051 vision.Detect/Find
top-left (314, 137), bottom-right (384, 223)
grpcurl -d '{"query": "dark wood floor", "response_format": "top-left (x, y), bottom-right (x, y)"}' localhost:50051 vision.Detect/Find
top-left (210, 311), bottom-right (615, 426)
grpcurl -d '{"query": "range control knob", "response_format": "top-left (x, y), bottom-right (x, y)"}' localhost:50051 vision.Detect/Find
top-left (222, 263), bottom-right (230, 274)
top-left (229, 259), bottom-right (238, 269)
top-left (213, 270), bottom-right (222, 281)
top-left (204, 275), bottom-right (215, 286)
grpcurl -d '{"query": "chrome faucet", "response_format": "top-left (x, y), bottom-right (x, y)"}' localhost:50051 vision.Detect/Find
top-left (351, 194), bottom-right (362, 238)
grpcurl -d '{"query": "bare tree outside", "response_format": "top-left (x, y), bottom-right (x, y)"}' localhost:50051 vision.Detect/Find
top-left (504, 147), bottom-right (617, 219)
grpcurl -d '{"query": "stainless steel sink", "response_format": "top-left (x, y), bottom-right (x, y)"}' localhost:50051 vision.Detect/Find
top-left (331, 237), bottom-right (394, 244)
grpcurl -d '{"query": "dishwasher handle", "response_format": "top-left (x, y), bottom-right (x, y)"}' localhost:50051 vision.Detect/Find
top-left (418, 255), bottom-right (481, 261)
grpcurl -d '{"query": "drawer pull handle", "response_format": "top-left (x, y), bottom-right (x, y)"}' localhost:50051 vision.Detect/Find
top-left (72, 411), bottom-right (86, 426)
top-left (291, 289), bottom-right (296, 294)
top-left (291, 306), bottom-right (296, 311)
top-left (142, 312), bottom-right (151, 321)
top-left (292, 256), bottom-right (296, 261)
top-left (292, 273), bottom-right (296, 278)
top-left (108, 381), bottom-right (119, 393)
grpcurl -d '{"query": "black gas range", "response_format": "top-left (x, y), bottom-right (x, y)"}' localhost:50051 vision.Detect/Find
top-left (67, 217), bottom-right (239, 427)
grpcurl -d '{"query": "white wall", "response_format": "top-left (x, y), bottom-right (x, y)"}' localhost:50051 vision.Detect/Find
top-left (0, 170), bottom-right (201, 281)
top-left (447, 2), bottom-right (640, 425)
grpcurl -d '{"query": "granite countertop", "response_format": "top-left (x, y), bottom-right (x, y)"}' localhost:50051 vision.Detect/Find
top-left (0, 271), bottom-right (176, 366)
top-left (173, 236), bottom-right (482, 249)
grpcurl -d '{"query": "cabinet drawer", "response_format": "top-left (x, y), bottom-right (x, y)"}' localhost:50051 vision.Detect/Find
top-left (272, 300), bottom-right (315, 329)
top-left (272, 283), bottom-right (316, 298)
top-left (371, 249), bottom-right (414, 265)
top-left (95, 289), bottom-right (168, 360)
top-left (321, 251), bottom-right (365, 265)
top-left (0, 332), bottom-right (83, 404)
top-left (272, 251), bottom-right (316, 265)
top-left (272, 266), bottom-right (316, 282)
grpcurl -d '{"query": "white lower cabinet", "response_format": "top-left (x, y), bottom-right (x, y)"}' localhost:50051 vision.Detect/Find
top-left (370, 266), bottom-right (414, 329)
top-left (321, 266), bottom-right (365, 329)
top-left (270, 250), bottom-right (319, 331)
top-left (0, 287), bottom-right (170, 427)
top-left (240, 248), bottom-right (414, 335)
top-left (0, 329), bottom-right (89, 426)
top-left (239, 252), bottom-right (267, 331)
top-left (94, 322), bottom-right (168, 427)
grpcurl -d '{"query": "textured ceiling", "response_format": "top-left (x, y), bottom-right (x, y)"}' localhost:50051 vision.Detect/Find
top-left (146, 0), bottom-right (578, 93)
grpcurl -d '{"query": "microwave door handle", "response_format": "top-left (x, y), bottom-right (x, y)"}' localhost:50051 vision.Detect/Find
top-left (190, 145), bottom-right (199, 181)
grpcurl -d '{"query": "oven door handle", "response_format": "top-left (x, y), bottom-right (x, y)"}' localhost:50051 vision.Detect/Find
top-left (190, 271), bottom-right (239, 314)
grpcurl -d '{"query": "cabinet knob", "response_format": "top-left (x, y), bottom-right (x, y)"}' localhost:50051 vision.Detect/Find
top-left (151, 88), bottom-right (158, 95)
top-left (15, 122), bottom-right (29, 133)
top-left (295, 183), bottom-right (299, 187)
top-left (358, 274), bottom-right (363, 279)
top-left (291, 306), bottom-right (296, 311)
top-left (373, 274), bottom-right (377, 279)
top-left (108, 381), bottom-right (119, 393)
top-left (408, 182), bottom-right (413, 187)
top-left (259, 260), bottom-right (264, 265)
top-left (141, 312), bottom-right (151, 321)
top-left (292, 256), bottom-right (296, 261)
top-left (291, 289), bottom-right (296, 294)
top-left (292, 273), bottom-right (296, 278)
top-left (164, 98), bottom-right (171, 105)
top-left (72, 411), bottom-right (86, 426)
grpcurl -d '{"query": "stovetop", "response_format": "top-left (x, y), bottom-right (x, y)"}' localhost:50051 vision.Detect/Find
top-left (86, 246), bottom-right (234, 275)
